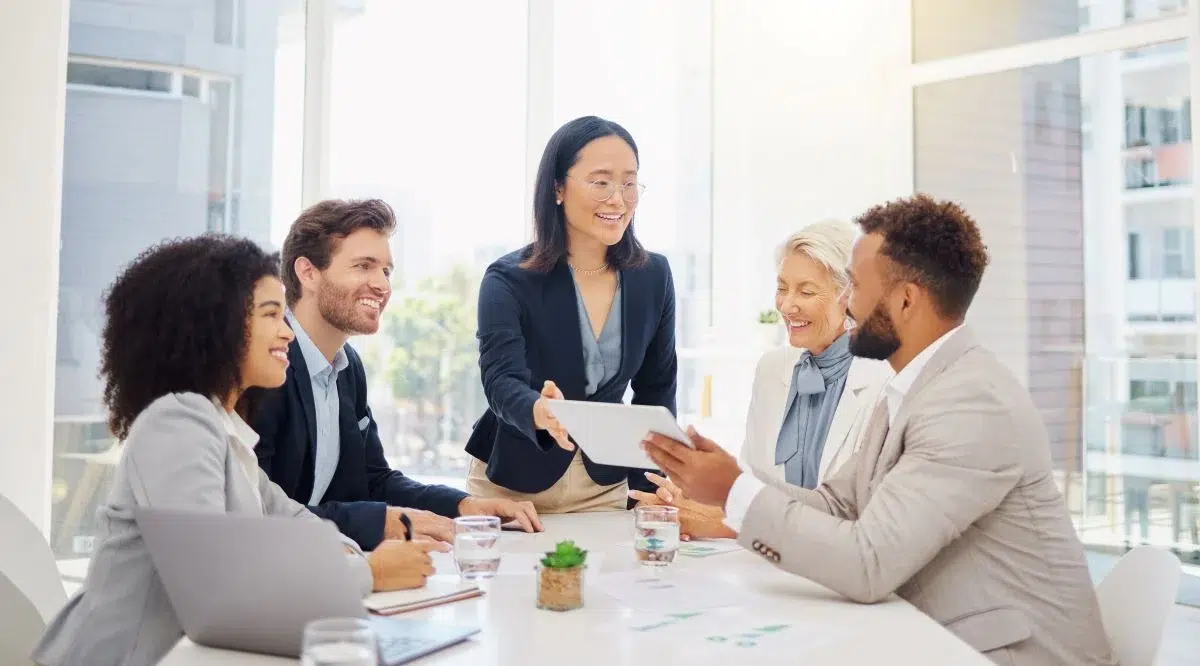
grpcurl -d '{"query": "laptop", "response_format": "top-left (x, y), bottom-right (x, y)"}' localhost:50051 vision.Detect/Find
top-left (135, 507), bottom-right (479, 664)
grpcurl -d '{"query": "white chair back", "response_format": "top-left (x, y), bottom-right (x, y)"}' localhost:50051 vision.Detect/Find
top-left (1094, 546), bottom-right (1181, 666)
top-left (0, 494), bottom-right (67, 665)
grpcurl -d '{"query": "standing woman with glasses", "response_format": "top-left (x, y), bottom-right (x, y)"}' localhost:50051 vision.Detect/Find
top-left (464, 115), bottom-right (677, 513)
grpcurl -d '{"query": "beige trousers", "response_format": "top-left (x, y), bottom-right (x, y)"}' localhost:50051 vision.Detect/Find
top-left (465, 450), bottom-right (627, 514)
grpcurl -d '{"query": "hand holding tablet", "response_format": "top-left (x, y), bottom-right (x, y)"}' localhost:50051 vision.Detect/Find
top-left (542, 400), bottom-right (695, 469)
top-left (533, 380), bottom-right (573, 450)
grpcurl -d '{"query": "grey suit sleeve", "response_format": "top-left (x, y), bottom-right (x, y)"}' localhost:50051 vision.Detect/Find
top-left (124, 394), bottom-right (373, 598)
top-left (759, 448), bottom-right (862, 519)
top-left (124, 394), bottom-right (234, 510)
top-left (738, 393), bottom-right (1022, 604)
top-left (258, 470), bottom-right (374, 598)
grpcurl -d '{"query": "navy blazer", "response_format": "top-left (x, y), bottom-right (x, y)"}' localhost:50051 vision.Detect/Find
top-left (465, 247), bottom-right (678, 496)
top-left (250, 339), bottom-right (467, 550)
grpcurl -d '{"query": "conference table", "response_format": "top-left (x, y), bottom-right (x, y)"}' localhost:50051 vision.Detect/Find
top-left (161, 512), bottom-right (990, 665)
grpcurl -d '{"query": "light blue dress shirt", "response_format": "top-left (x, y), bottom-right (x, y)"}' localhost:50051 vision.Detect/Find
top-left (570, 268), bottom-right (623, 396)
top-left (287, 312), bottom-right (349, 505)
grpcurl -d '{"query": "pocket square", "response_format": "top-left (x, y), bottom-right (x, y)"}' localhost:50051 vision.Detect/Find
top-left (357, 416), bottom-right (370, 431)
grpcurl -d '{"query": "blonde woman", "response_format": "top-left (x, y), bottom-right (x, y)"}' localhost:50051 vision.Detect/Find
top-left (632, 220), bottom-right (891, 535)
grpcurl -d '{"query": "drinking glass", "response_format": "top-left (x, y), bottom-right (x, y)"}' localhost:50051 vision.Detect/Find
top-left (300, 618), bottom-right (377, 666)
top-left (634, 504), bottom-right (680, 568)
top-left (454, 515), bottom-right (502, 580)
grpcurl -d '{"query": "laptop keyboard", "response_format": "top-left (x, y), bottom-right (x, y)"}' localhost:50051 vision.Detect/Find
top-left (367, 616), bottom-right (477, 665)
top-left (378, 634), bottom-right (436, 665)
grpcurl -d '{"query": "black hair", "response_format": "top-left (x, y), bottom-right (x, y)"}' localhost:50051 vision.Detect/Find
top-left (522, 115), bottom-right (649, 272)
top-left (854, 193), bottom-right (990, 320)
top-left (100, 234), bottom-right (280, 439)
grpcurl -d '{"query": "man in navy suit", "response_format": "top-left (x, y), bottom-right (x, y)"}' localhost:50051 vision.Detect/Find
top-left (249, 198), bottom-right (541, 550)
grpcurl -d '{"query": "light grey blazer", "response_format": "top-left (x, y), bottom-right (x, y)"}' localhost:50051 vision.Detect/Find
top-left (32, 393), bottom-right (373, 666)
top-left (738, 327), bottom-right (1117, 665)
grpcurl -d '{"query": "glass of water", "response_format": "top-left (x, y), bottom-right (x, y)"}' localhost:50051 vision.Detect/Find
top-left (454, 515), bottom-right (502, 580)
top-left (301, 618), bottom-right (377, 666)
top-left (634, 504), bottom-right (680, 568)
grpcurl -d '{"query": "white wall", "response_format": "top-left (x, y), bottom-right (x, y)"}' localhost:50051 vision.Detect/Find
top-left (707, 0), bottom-right (911, 432)
top-left (0, 0), bottom-right (69, 533)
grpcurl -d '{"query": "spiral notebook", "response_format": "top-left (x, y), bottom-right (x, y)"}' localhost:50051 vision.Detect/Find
top-left (365, 576), bottom-right (484, 615)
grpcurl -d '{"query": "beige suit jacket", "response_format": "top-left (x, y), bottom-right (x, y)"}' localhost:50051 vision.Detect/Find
top-left (737, 327), bottom-right (1117, 665)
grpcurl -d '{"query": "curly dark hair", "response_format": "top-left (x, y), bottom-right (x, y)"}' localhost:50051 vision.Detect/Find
top-left (853, 193), bottom-right (990, 320)
top-left (281, 198), bottom-right (396, 306)
top-left (100, 234), bottom-right (281, 439)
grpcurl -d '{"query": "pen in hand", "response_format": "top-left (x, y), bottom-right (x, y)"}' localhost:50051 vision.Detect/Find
top-left (400, 512), bottom-right (413, 541)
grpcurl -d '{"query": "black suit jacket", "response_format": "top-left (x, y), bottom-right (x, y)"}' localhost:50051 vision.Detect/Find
top-left (251, 338), bottom-right (467, 550)
top-left (465, 247), bottom-right (678, 496)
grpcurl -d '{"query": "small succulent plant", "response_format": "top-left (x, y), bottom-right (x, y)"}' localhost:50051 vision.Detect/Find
top-left (758, 309), bottom-right (780, 324)
top-left (540, 539), bottom-right (588, 569)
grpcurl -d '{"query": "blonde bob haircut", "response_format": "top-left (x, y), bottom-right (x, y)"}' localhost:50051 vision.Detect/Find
top-left (776, 219), bottom-right (857, 292)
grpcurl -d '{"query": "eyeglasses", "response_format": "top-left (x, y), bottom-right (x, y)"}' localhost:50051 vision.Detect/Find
top-left (569, 176), bottom-right (646, 203)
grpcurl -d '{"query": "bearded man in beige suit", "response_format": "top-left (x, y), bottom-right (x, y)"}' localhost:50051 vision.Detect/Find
top-left (643, 194), bottom-right (1116, 665)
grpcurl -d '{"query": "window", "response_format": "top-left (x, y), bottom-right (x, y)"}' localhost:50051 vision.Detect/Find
top-left (1125, 157), bottom-right (1157, 188)
top-left (1128, 232), bottom-right (1142, 279)
top-left (1180, 380), bottom-right (1198, 408)
top-left (551, 0), bottom-right (714, 431)
top-left (181, 75), bottom-right (202, 99)
top-left (1161, 227), bottom-right (1195, 278)
top-left (1161, 107), bottom-right (1181, 144)
top-left (913, 0), bottom-right (1186, 62)
top-left (50, 0), bottom-right (306, 559)
top-left (66, 62), bottom-right (172, 93)
top-left (214, 0), bottom-right (238, 45)
top-left (207, 80), bottom-right (235, 232)
top-left (1125, 104), bottom-right (1147, 147)
top-left (1131, 379), bottom-right (1172, 399)
top-left (913, 39), bottom-right (1196, 555)
top-left (317, 1), bottom-right (714, 484)
top-left (322, 2), bottom-right (530, 485)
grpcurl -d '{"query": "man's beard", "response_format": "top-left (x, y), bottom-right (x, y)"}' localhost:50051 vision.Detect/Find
top-left (847, 302), bottom-right (901, 361)
top-left (316, 280), bottom-right (380, 336)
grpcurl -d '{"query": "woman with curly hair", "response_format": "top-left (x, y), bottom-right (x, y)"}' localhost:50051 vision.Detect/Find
top-left (33, 235), bottom-right (437, 666)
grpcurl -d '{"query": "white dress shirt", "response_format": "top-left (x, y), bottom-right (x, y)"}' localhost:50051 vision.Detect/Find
top-left (212, 397), bottom-right (264, 511)
top-left (723, 326), bottom-right (964, 531)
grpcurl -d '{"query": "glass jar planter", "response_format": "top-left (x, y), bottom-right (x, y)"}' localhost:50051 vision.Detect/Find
top-left (536, 563), bottom-right (585, 611)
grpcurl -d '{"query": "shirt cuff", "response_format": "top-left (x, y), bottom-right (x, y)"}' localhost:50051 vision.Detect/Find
top-left (722, 472), bottom-right (765, 533)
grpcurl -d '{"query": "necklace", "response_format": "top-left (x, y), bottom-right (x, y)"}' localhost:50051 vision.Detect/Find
top-left (569, 261), bottom-right (609, 276)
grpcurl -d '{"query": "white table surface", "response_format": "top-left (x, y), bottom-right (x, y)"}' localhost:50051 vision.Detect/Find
top-left (161, 512), bottom-right (989, 665)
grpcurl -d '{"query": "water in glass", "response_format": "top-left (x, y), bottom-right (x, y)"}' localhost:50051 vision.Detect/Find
top-left (301, 618), bottom-right (377, 666)
top-left (454, 516), bottom-right (501, 580)
top-left (301, 642), bottom-right (377, 666)
top-left (634, 505), bottom-right (680, 566)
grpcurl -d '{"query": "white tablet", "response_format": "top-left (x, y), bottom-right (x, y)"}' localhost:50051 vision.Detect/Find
top-left (543, 400), bottom-right (693, 469)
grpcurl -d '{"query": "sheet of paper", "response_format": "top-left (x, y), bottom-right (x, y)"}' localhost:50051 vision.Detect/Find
top-left (592, 570), bottom-right (752, 612)
top-left (624, 610), bottom-right (853, 660)
top-left (678, 539), bottom-right (742, 558)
